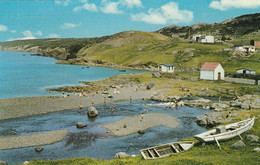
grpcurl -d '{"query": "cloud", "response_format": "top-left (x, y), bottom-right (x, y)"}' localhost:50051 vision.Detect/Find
top-left (131, 2), bottom-right (193, 25)
top-left (60, 23), bottom-right (81, 29)
top-left (73, 1), bottom-right (98, 12)
top-left (46, 34), bottom-right (59, 38)
top-left (120, 0), bottom-right (142, 8)
top-left (10, 30), bottom-right (17, 33)
top-left (34, 30), bottom-right (43, 36)
top-left (21, 30), bottom-right (36, 40)
top-left (209, 0), bottom-right (260, 11)
top-left (0, 24), bottom-right (8, 32)
top-left (100, 0), bottom-right (124, 14)
top-left (55, 0), bottom-right (71, 6)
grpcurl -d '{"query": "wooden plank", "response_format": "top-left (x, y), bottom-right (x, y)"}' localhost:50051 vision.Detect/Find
top-left (214, 137), bottom-right (222, 150)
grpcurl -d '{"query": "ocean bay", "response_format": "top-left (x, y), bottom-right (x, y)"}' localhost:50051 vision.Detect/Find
top-left (0, 51), bottom-right (144, 99)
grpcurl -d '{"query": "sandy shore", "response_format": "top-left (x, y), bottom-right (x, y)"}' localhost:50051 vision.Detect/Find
top-left (0, 130), bottom-right (68, 150)
top-left (103, 113), bottom-right (179, 136)
top-left (0, 86), bottom-right (153, 121)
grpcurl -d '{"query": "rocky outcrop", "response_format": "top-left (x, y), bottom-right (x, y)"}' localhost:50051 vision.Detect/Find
top-left (87, 106), bottom-right (98, 117)
top-left (114, 152), bottom-right (130, 159)
top-left (195, 113), bottom-right (232, 128)
top-left (183, 98), bottom-right (212, 108)
top-left (230, 95), bottom-right (260, 109)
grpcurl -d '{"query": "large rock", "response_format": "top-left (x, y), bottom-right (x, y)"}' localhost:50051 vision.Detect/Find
top-left (232, 140), bottom-right (246, 148)
top-left (76, 122), bottom-right (87, 129)
top-left (195, 113), bottom-right (223, 127)
top-left (138, 130), bottom-right (145, 134)
top-left (253, 148), bottom-right (260, 152)
top-left (114, 152), bottom-right (130, 159)
top-left (87, 106), bottom-right (98, 117)
top-left (35, 147), bottom-right (44, 152)
top-left (246, 135), bottom-right (259, 142)
top-left (241, 100), bottom-right (250, 109)
top-left (184, 98), bottom-right (212, 108)
top-left (146, 82), bottom-right (154, 90)
top-left (152, 72), bottom-right (161, 78)
top-left (210, 103), bottom-right (229, 111)
top-left (251, 98), bottom-right (260, 109)
top-left (230, 100), bottom-right (242, 108)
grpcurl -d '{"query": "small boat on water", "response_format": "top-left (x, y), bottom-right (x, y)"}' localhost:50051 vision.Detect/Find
top-left (119, 69), bottom-right (126, 72)
top-left (140, 141), bottom-right (194, 160)
top-left (194, 117), bottom-right (255, 145)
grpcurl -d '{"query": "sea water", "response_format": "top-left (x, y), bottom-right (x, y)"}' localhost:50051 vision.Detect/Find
top-left (0, 51), bottom-right (144, 98)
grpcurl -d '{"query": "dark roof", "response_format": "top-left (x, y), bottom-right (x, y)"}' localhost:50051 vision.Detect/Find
top-left (237, 68), bottom-right (256, 71)
top-left (160, 64), bottom-right (174, 67)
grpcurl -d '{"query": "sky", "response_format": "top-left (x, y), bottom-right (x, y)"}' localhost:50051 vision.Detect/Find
top-left (0, 0), bottom-right (260, 42)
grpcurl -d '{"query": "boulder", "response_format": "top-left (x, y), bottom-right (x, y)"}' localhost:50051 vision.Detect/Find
top-left (35, 147), bottom-right (44, 152)
top-left (232, 140), bottom-right (246, 148)
top-left (183, 98), bottom-right (212, 108)
top-left (152, 72), bottom-right (161, 78)
top-left (210, 103), bottom-right (229, 111)
top-left (241, 100), bottom-right (250, 109)
top-left (76, 122), bottom-right (87, 129)
top-left (195, 113), bottom-right (223, 128)
top-left (87, 106), bottom-right (98, 117)
top-left (146, 82), bottom-right (154, 90)
top-left (0, 161), bottom-right (7, 165)
top-left (114, 152), bottom-right (130, 159)
top-left (138, 130), bottom-right (145, 134)
top-left (246, 135), bottom-right (259, 142)
top-left (253, 148), bottom-right (260, 152)
top-left (23, 161), bottom-right (30, 164)
top-left (230, 100), bottom-right (242, 108)
top-left (251, 98), bottom-right (260, 109)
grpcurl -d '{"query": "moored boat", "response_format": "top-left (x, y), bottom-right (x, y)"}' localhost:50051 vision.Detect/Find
top-left (194, 116), bottom-right (255, 144)
top-left (140, 141), bottom-right (194, 160)
top-left (119, 69), bottom-right (126, 72)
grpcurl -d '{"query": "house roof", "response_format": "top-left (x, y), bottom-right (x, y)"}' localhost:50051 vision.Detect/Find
top-left (200, 62), bottom-right (220, 71)
top-left (160, 64), bottom-right (174, 67)
top-left (237, 68), bottom-right (256, 71)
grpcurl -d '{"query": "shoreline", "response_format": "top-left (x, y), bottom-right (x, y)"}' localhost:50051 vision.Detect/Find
top-left (0, 85), bottom-right (154, 121)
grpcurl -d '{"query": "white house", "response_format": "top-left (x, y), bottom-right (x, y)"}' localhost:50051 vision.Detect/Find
top-left (233, 44), bottom-right (255, 53)
top-left (198, 35), bottom-right (215, 44)
top-left (236, 68), bottom-right (256, 75)
top-left (158, 64), bottom-right (174, 73)
top-left (200, 62), bottom-right (224, 80)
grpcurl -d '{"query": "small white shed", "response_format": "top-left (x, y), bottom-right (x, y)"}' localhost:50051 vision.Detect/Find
top-left (198, 35), bottom-right (215, 44)
top-left (200, 62), bottom-right (224, 80)
top-left (158, 64), bottom-right (174, 73)
top-left (233, 44), bottom-right (255, 53)
top-left (236, 68), bottom-right (256, 75)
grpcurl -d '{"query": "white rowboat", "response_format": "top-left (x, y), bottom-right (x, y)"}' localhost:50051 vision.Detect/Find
top-left (140, 141), bottom-right (194, 160)
top-left (194, 117), bottom-right (255, 144)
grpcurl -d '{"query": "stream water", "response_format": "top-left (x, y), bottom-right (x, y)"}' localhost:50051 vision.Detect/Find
top-left (0, 100), bottom-right (211, 164)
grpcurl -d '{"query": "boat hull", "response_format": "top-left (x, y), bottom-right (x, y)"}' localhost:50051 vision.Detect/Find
top-left (195, 117), bottom-right (255, 143)
top-left (140, 141), bottom-right (194, 160)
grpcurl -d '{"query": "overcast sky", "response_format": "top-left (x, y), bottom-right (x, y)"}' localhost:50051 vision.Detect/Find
top-left (0, 0), bottom-right (260, 42)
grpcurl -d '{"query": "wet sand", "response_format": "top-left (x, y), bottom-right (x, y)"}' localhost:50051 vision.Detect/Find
top-left (0, 130), bottom-right (68, 150)
top-left (0, 86), bottom-right (153, 121)
top-left (103, 113), bottom-right (179, 136)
